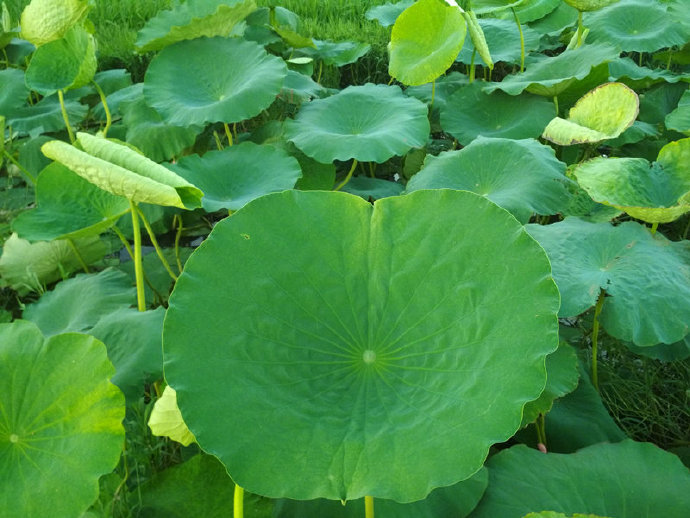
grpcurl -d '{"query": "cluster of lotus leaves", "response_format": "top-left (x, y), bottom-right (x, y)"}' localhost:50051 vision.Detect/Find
top-left (163, 189), bottom-right (560, 502)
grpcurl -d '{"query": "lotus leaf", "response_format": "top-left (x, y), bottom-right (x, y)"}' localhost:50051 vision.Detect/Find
top-left (135, 0), bottom-right (257, 52)
top-left (542, 83), bottom-right (639, 145)
top-left (406, 137), bottom-right (572, 223)
top-left (469, 440), bottom-right (690, 517)
top-left (41, 132), bottom-right (203, 209)
top-left (163, 189), bottom-right (560, 501)
top-left (523, 513), bottom-right (611, 518)
top-left (526, 218), bottom-right (690, 346)
top-left (564, 0), bottom-right (618, 11)
top-left (0, 320), bottom-right (125, 517)
top-left (606, 120), bottom-right (660, 148)
top-left (169, 141), bottom-right (302, 212)
top-left (666, 89), bottom-right (690, 135)
top-left (342, 176), bottom-right (404, 201)
top-left (527, 2), bottom-right (579, 35)
top-left (8, 94), bottom-right (88, 138)
top-left (12, 163), bottom-right (131, 242)
top-left (626, 336), bottom-right (690, 362)
top-left (284, 83), bottom-right (429, 163)
top-left (144, 37), bottom-right (287, 126)
top-left (585, 0), bottom-right (689, 53)
top-left (365, 0), bottom-right (414, 27)
top-left (149, 386), bottom-right (196, 446)
top-left (0, 68), bottom-right (28, 119)
top-left (388, 0), bottom-right (466, 86)
top-left (19, 0), bottom-right (89, 46)
top-left (280, 69), bottom-right (327, 103)
top-left (93, 83), bottom-right (143, 121)
top-left (441, 83), bottom-right (555, 145)
top-left (456, 18), bottom-right (541, 66)
top-left (471, 0), bottom-right (525, 15)
top-left (298, 39), bottom-right (371, 67)
top-left (608, 57), bottom-right (690, 90)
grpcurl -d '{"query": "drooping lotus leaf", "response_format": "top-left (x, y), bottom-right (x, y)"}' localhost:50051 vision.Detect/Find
top-left (0, 68), bottom-right (28, 119)
top-left (144, 37), bottom-right (287, 126)
top-left (406, 137), bottom-right (572, 223)
top-left (542, 82), bottom-right (639, 145)
top-left (626, 335), bottom-right (690, 362)
top-left (469, 440), bottom-right (690, 517)
top-left (441, 83), bottom-right (555, 145)
top-left (19, 0), bottom-right (89, 46)
top-left (666, 89), bottom-right (690, 135)
top-left (41, 132), bottom-right (203, 209)
top-left (169, 141), bottom-right (302, 212)
top-left (25, 25), bottom-right (96, 96)
top-left (526, 218), bottom-right (690, 346)
top-left (274, 468), bottom-right (489, 518)
top-left (584, 0), bottom-right (689, 53)
top-left (149, 386), bottom-right (196, 446)
top-left (12, 163), bottom-right (131, 242)
top-left (22, 268), bottom-right (135, 336)
top-left (135, 0), bottom-right (256, 52)
top-left (365, 0), bottom-right (414, 27)
top-left (8, 93), bottom-right (88, 138)
top-left (564, 0), bottom-right (618, 11)
top-left (298, 39), bottom-right (371, 67)
top-left (0, 233), bottom-right (108, 293)
top-left (388, 0), bottom-right (466, 86)
top-left (284, 83), bottom-right (429, 163)
top-left (456, 18), bottom-right (541, 66)
top-left (573, 138), bottom-right (690, 223)
top-left (608, 57), bottom-right (690, 91)
top-left (484, 43), bottom-right (619, 97)
top-left (163, 189), bottom-right (560, 501)
top-left (0, 320), bottom-right (125, 518)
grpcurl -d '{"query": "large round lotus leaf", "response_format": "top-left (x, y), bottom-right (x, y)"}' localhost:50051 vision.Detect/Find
top-left (388, 0), bottom-right (466, 86)
top-left (135, 0), bottom-right (256, 52)
top-left (573, 140), bottom-right (690, 224)
top-left (440, 83), bottom-right (554, 145)
top-left (0, 320), bottom-right (125, 517)
top-left (284, 83), bottom-right (429, 163)
top-left (406, 137), bottom-right (572, 223)
top-left (169, 141), bottom-right (302, 212)
top-left (585, 0), bottom-right (689, 53)
top-left (19, 0), bottom-right (89, 46)
top-left (564, 0), bottom-right (618, 11)
top-left (526, 218), bottom-right (690, 346)
top-left (485, 44), bottom-right (619, 97)
top-left (12, 163), bottom-right (131, 242)
top-left (469, 440), bottom-right (690, 517)
top-left (163, 189), bottom-right (560, 502)
top-left (542, 82), bottom-right (639, 145)
top-left (365, 0), bottom-right (414, 27)
top-left (9, 94), bottom-right (88, 138)
top-left (666, 89), bottom-right (690, 136)
top-left (456, 18), bottom-right (542, 66)
top-left (144, 37), bottom-right (287, 126)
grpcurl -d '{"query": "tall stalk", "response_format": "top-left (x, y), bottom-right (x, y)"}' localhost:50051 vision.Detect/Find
top-left (591, 289), bottom-right (606, 392)
top-left (129, 200), bottom-right (146, 312)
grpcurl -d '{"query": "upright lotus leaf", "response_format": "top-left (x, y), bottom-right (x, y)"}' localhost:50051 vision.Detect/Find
top-left (441, 82), bottom-right (555, 145)
top-left (388, 0), bottom-right (466, 86)
top-left (585, 0), bottom-right (689, 53)
top-left (25, 25), bottom-right (96, 96)
top-left (12, 163), bottom-right (131, 242)
top-left (284, 83), bottom-right (429, 163)
top-left (19, 0), bottom-right (89, 46)
top-left (526, 218), bottom-right (690, 346)
top-left (144, 37), bottom-right (287, 127)
top-left (469, 440), bottom-right (690, 517)
top-left (163, 189), bottom-right (560, 501)
top-left (564, 0), bottom-right (618, 10)
top-left (542, 83), bottom-right (639, 145)
top-left (406, 137), bottom-right (572, 223)
top-left (149, 386), bottom-right (196, 446)
top-left (135, 0), bottom-right (257, 52)
top-left (365, 0), bottom-right (414, 27)
top-left (169, 141), bottom-right (302, 212)
top-left (0, 320), bottom-right (125, 518)
top-left (8, 94), bottom-right (88, 138)
top-left (666, 89), bottom-right (690, 136)
top-left (298, 39), bottom-right (371, 67)
top-left (484, 43), bottom-right (619, 97)
top-left (0, 68), bottom-right (29, 119)
top-left (22, 268), bottom-right (135, 336)
top-left (456, 18), bottom-right (541, 66)
top-left (41, 132), bottom-right (203, 209)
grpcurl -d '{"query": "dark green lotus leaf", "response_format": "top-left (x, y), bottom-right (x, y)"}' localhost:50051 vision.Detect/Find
top-left (93, 68), bottom-right (132, 95)
top-left (0, 320), bottom-right (125, 518)
top-left (144, 37), bottom-right (287, 126)
top-left (169, 141), bottom-right (302, 212)
top-left (471, 0), bottom-right (525, 15)
top-left (606, 120), bottom-right (660, 148)
top-left (405, 71), bottom-right (469, 122)
top-left (523, 513), bottom-right (611, 518)
top-left (294, 152), bottom-right (336, 190)
top-left (565, 0), bottom-right (619, 11)
top-left (120, 96), bottom-right (203, 162)
top-left (12, 163), bottom-right (131, 242)
top-left (0, 233), bottom-right (108, 293)
top-left (585, 0), bottom-right (689, 53)
top-left (527, 2), bottom-right (579, 35)
top-left (0, 68), bottom-right (28, 119)
top-left (609, 57), bottom-right (690, 91)
top-left (388, 0), bottom-right (466, 86)
top-left (441, 82), bottom-right (554, 145)
top-left (8, 94), bottom-right (88, 138)
top-left (521, 341), bottom-right (579, 427)
top-left (298, 38), bottom-right (371, 67)
top-left (469, 440), bottom-right (690, 517)
top-left (163, 189), bottom-right (560, 501)
top-left (19, 0), bottom-right (89, 46)
top-left (456, 18), bottom-right (541, 66)
top-left (495, 0), bottom-right (560, 22)
top-left (526, 218), bottom-right (690, 346)
top-left (341, 176), bottom-right (404, 201)
top-left (638, 82), bottom-right (688, 126)
top-left (135, 0), bottom-right (256, 52)
top-left (406, 137), bottom-right (572, 223)
top-left (666, 89), bottom-right (690, 136)
top-left (573, 138), bottom-right (690, 223)
top-left (485, 44), bottom-right (619, 97)
top-left (22, 268), bottom-right (135, 336)
top-left (274, 468), bottom-right (489, 518)
top-left (626, 336), bottom-right (690, 362)
top-left (284, 83), bottom-right (429, 163)
top-left (25, 25), bottom-right (96, 96)
top-left (280, 69), bottom-right (327, 103)
top-left (561, 178), bottom-right (623, 222)
top-left (365, 0), bottom-right (414, 27)
top-left (93, 83), bottom-right (143, 121)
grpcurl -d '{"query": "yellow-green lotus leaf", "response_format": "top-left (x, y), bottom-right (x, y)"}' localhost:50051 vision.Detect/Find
top-left (542, 82), bottom-right (638, 145)
top-left (564, 0), bottom-right (619, 11)
top-left (20, 0), bottom-right (89, 46)
top-left (149, 386), bottom-right (196, 447)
